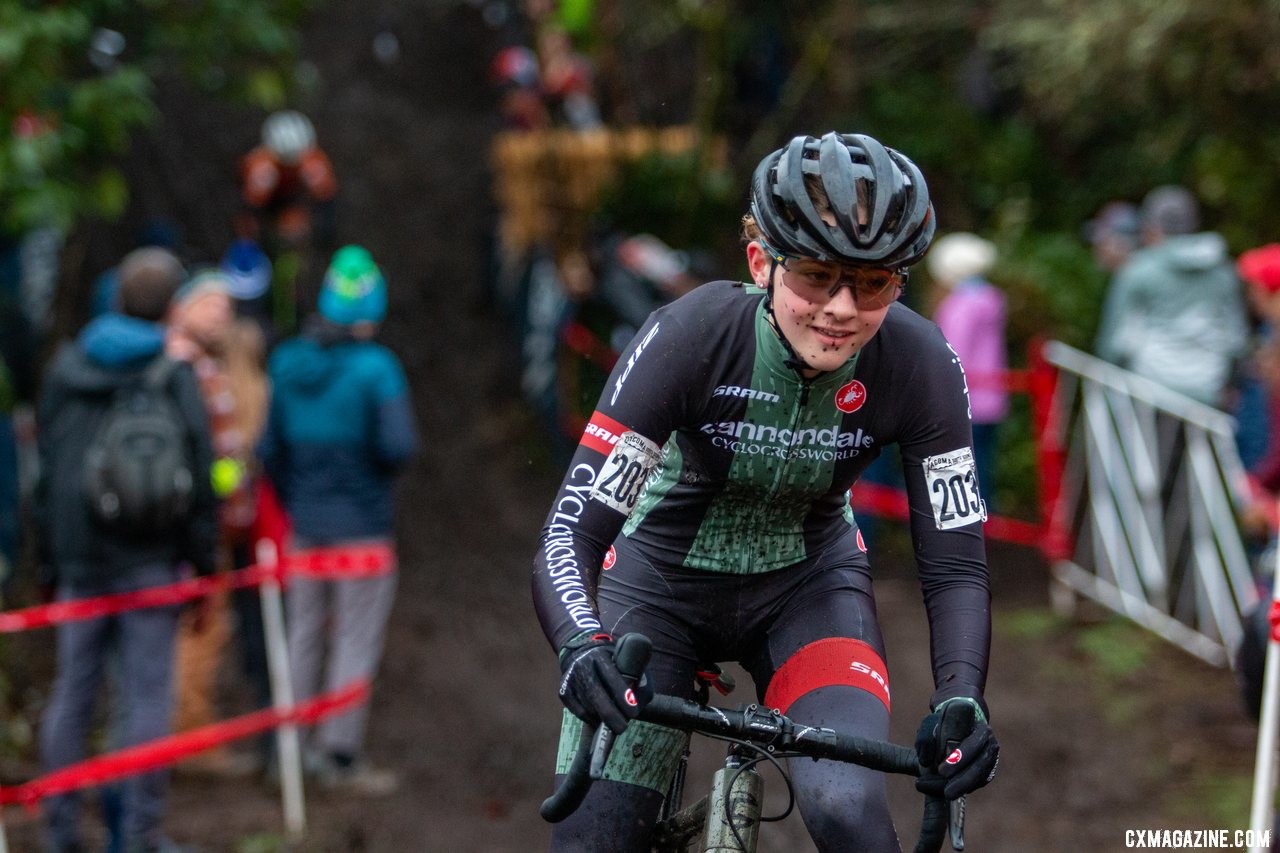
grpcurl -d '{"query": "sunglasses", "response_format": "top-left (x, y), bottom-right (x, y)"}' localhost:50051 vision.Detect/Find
top-left (760, 241), bottom-right (906, 310)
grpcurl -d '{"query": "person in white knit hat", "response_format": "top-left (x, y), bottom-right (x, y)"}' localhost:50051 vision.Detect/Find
top-left (928, 231), bottom-right (1007, 508)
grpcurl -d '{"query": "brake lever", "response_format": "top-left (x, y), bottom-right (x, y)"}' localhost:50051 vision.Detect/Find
top-left (948, 796), bottom-right (965, 850)
top-left (589, 632), bottom-right (652, 779)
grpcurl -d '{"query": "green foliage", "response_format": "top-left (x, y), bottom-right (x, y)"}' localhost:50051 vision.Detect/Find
top-left (595, 149), bottom-right (740, 256)
top-left (0, 1), bottom-right (312, 236)
top-left (1074, 618), bottom-right (1157, 681)
top-left (996, 607), bottom-right (1068, 640)
top-left (236, 834), bottom-right (288, 853)
top-left (984, 0), bottom-right (1280, 243)
top-left (1168, 772), bottom-right (1252, 829)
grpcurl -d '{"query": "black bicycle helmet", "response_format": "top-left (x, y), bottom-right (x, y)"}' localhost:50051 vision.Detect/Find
top-left (749, 131), bottom-right (935, 268)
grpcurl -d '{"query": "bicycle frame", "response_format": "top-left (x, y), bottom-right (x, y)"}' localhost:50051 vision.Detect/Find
top-left (657, 746), bottom-right (764, 853)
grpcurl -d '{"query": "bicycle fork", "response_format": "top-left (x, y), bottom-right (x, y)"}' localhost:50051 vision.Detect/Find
top-left (702, 753), bottom-right (764, 853)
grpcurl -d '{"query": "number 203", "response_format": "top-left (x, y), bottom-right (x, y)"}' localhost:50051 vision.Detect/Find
top-left (932, 470), bottom-right (981, 522)
top-left (599, 451), bottom-right (647, 509)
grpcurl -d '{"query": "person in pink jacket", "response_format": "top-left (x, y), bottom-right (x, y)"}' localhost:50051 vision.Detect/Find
top-left (929, 232), bottom-right (1007, 508)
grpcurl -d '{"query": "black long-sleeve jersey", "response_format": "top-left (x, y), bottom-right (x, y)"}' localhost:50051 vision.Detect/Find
top-left (532, 280), bottom-right (991, 703)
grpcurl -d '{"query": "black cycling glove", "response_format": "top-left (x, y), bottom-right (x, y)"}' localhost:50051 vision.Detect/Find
top-left (915, 697), bottom-right (999, 800)
top-left (558, 632), bottom-right (648, 734)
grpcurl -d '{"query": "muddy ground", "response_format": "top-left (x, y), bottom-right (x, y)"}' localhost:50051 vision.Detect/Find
top-left (1, 1), bottom-right (1264, 850)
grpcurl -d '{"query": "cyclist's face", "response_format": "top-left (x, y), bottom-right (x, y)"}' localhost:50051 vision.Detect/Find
top-left (746, 241), bottom-right (897, 374)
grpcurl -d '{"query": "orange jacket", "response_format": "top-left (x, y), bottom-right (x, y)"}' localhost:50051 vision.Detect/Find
top-left (240, 145), bottom-right (337, 209)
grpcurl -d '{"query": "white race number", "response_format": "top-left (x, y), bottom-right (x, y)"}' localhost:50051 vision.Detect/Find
top-left (590, 431), bottom-right (662, 515)
top-left (923, 447), bottom-right (987, 530)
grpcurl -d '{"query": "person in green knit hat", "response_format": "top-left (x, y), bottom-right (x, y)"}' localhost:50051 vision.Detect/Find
top-left (259, 244), bottom-right (419, 794)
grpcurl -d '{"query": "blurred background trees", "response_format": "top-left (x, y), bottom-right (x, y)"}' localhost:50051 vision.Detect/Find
top-left (0, 0), bottom-right (312, 237)
top-left (6, 0), bottom-right (1280, 513)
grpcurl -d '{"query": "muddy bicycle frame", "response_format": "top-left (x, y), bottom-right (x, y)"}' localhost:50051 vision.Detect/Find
top-left (542, 634), bottom-right (964, 853)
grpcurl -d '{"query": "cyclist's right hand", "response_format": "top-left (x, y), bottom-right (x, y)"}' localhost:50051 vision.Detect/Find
top-left (558, 632), bottom-right (647, 734)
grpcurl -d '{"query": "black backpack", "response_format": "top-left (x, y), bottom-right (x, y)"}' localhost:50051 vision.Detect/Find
top-left (83, 356), bottom-right (196, 534)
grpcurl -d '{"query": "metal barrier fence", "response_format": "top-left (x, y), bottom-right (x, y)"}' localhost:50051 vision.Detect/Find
top-left (1039, 341), bottom-right (1260, 667)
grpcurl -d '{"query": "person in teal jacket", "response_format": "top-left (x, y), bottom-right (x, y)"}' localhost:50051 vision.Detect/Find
top-left (259, 244), bottom-right (418, 794)
top-left (1093, 185), bottom-right (1248, 408)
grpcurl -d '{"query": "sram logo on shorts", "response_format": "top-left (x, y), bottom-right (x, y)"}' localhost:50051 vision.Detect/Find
top-left (835, 379), bottom-right (867, 413)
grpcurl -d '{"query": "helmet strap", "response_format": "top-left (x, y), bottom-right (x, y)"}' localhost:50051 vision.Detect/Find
top-left (761, 256), bottom-right (814, 375)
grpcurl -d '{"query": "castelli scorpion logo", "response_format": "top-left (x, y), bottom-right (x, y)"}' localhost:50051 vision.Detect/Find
top-left (835, 379), bottom-right (867, 413)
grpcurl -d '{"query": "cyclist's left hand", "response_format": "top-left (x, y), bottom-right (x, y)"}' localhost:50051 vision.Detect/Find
top-left (914, 697), bottom-right (999, 799)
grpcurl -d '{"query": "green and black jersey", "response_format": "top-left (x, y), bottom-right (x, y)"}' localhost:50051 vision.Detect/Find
top-left (533, 280), bottom-right (990, 696)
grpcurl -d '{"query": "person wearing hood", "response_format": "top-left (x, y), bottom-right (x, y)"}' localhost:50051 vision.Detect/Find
top-left (258, 244), bottom-right (418, 795)
top-left (1093, 185), bottom-right (1248, 408)
top-left (34, 246), bottom-right (216, 853)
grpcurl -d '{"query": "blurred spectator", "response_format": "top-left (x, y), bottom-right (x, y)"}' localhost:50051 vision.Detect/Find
top-left (538, 24), bottom-right (601, 130)
top-left (591, 232), bottom-right (710, 348)
top-left (222, 316), bottom-right (275, 767)
top-left (220, 237), bottom-right (276, 345)
top-left (91, 219), bottom-right (184, 320)
top-left (1083, 201), bottom-right (1141, 274)
top-left (238, 110), bottom-right (338, 335)
top-left (258, 245), bottom-right (418, 795)
top-left (0, 355), bottom-right (16, 588)
top-left (928, 232), bottom-right (1007, 508)
top-left (1235, 247), bottom-right (1280, 729)
top-left (34, 247), bottom-right (216, 853)
top-left (239, 111), bottom-right (337, 251)
top-left (165, 271), bottom-right (267, 778)
top-left (0, 232), bottom-right (39, 631)
top-left (1094, 185), bottom-right (1248, 407)
top-left (1238, 245), bottom-right (1280, 495)
top-left (1229, 244), bottom-right (1280, 474)
top-left (490, 45), bottom-right (549, 131)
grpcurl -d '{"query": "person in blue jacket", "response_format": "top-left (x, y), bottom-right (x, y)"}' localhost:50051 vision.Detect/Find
top-left (259, 244), bottom-right (418, 794)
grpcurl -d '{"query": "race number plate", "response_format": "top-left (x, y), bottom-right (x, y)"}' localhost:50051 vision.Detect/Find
top-left (923, 447), bottom-right (987, 530)
top-left (590, 431), bottom-right (662, 515)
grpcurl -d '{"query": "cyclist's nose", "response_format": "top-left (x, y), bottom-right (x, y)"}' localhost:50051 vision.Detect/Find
top-left (824, 281), bottom-right (860, 316)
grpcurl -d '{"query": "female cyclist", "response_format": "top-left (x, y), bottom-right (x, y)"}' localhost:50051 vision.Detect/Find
top-left (532, 131), bottom-right (999, 851)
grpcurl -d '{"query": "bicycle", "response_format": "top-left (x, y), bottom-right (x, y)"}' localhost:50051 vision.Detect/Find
top-left (541, 633), bottom-right (966, 853)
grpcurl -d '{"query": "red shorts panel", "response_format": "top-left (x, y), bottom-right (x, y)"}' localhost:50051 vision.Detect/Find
top-left (763, 637), bottom-right (891, 714)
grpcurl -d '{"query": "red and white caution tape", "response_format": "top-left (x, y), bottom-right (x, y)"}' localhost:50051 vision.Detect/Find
top-left (0, 679), bottom-right (369, 809)
top-left (0, 543), bottom-right (396, 634)
top-left (849, 481), bottom-right (1045, 549)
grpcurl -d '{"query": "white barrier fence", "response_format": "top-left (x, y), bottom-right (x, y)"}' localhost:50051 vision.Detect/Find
top-left (1041, 341), bottom-right (1259, 667)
